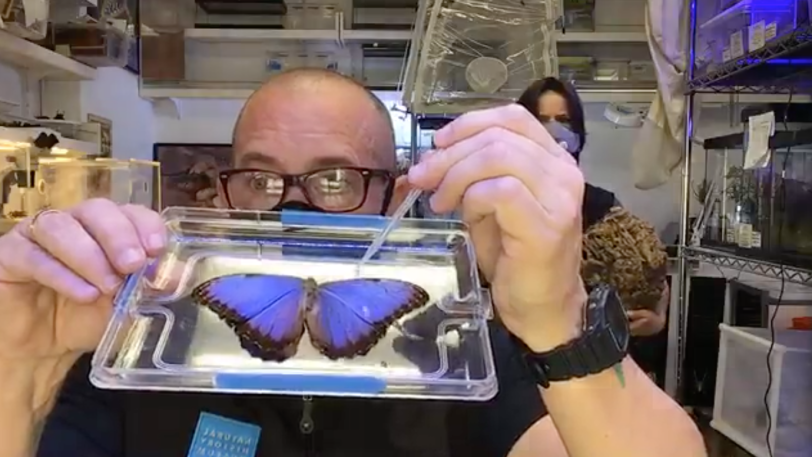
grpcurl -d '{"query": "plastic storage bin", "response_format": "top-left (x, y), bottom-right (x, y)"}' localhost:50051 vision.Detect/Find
top-left (90, 208), bottom-right (497, 401)
top-left (284, 2), bottom-right (337, 30)
top-left (712, 324), bottom-right (812, 457)
top-left (696, 0), bottom-right (807, 71)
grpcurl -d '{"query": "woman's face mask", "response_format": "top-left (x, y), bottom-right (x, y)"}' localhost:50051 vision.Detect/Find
top-left (541, 120), bottom-right (582, 156)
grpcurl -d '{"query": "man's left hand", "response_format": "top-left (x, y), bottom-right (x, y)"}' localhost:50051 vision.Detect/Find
top-left (408, 104), bottom-right (587, 352)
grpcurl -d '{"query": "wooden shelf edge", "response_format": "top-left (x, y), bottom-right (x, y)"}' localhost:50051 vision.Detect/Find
top-left (0, 30), bottom-right (96, 80)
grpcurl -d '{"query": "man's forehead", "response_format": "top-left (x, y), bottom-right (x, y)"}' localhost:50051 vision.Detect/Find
top-left (233, 78), bottom-right (395, 170)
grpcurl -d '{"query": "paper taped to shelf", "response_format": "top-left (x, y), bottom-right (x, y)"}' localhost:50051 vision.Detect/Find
top-left (744, 111), bottom-right (775, 170)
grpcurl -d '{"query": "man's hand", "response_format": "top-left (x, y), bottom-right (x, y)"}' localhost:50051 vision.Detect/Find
top-left (628, 309), bottom-right (666, 337)
top-left (408, 104), bottom-right (587, 352)
top-left (0, 200), bottom-right (165, 415)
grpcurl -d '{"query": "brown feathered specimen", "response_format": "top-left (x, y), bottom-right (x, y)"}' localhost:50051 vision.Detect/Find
top-left (581, 207), bottom-right (668, 311)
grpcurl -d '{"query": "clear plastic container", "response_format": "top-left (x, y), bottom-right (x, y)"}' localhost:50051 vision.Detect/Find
top-left (562, 0), bottom-right (595, 31)
top-left (90, 208), bottom-right (497, 401)
top-left (37, 158), bottom-right (160, 210)
top-left (284, 3), bottom-right (307, 29)
top-left (305, 5), bottom-right (337, 30)
top-left (265, 51), bottom-right (304, 74)
top-left (53, 24), bottom-right (132, 68)
top-left (0, 0), bottom-right (49, 40)
top-left (0, 130), bottom-right (35, 231)
top-left (712, 324), bottom-right (812, 457)
top-left (697, 0), bottom-right (806, 69)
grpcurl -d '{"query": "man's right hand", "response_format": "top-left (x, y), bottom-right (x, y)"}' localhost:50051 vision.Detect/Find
top-left (0, 199), bottom-right (166, 416)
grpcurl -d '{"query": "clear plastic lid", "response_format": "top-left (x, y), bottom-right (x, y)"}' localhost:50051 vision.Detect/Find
top-left (91, 207), bottom-right (497, 401)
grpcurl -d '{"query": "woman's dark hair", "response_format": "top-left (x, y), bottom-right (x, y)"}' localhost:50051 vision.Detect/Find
top-left (517, 77), bottom-right (587, 160)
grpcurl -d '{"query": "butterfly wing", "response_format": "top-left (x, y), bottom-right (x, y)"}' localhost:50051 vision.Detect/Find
top-left (192, 274), bottom-right (306, 361)
top-left (306, 278), bottom-right (430, 359)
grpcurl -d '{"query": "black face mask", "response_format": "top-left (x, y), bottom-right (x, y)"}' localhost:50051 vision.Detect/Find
top-left (271, 200), bottom-right (323, 212)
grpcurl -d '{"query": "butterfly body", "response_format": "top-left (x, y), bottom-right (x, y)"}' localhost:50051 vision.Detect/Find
top-left (192, 273), bottom-right (430, 362)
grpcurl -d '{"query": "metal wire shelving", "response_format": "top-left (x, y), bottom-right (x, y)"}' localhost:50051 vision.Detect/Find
top-left (672, 0), bottom-right (812, 399)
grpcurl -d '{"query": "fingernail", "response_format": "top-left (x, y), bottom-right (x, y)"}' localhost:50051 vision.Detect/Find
top-left (118, 248), bottom-right (145, 269)
top-left (147, 234), bottom-right (165, 251)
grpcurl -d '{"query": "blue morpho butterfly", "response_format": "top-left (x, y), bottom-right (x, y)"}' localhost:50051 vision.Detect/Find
top-left (192, 274), bottom-right (430, 361)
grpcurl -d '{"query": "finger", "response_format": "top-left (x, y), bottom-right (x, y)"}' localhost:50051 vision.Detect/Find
top-left (426, 132), bottom-right (562, 212)
top-left (460, 179), bottom-right (581, 302)
top-left (71, 199), bottom-right (148, 275)
top-left (434, 104), bottom-right (563, 155)
top-left (410, 127), bottom-right (569, 192)
top-left (0, 231), bottom-right (100, 302)
top-left (22, 210), bottom-right (123, 295)
top-left (120, 204), bottom-right (167, 257)
top-left (458, 178), bottom-right (550, 249)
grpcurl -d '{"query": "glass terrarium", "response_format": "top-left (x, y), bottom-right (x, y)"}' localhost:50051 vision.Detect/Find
top-left (699, 140), bottom-right (812, 268)
top-left (0, 135), bottom-right (36, 233)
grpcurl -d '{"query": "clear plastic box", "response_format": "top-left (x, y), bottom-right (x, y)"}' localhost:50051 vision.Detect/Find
top-left (696, 0), bottom-right (807, 71)
top-left (37, 158), bottom-right (161, 210)
top-left (711, 324), bottom-right (812, 457)
top-left (0, 132), bottom-right (35, 232)
top-left (90, 208), bottom-right (497, 401)
top-left (0, 0), bottom-right (49, 40)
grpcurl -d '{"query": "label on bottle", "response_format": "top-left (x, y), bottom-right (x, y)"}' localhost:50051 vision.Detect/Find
top-left (730, 31), bottom-right (745, 58)
top-left (738, 223), bottom-right (753, 248)
top-left (751, 231), bottom-right (762, 248)
top-left (766, 22), bottom-right (778, 41)
top-left (726, 225), bottom-right (737, 244)
top-left (749, 21), bottom-right (766, 51)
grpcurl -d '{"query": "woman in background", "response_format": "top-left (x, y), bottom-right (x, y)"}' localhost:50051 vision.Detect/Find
top-left (517, 77), bottom-right (670, 382)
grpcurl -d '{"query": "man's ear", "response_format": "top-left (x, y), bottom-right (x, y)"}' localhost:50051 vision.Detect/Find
top-left (385, 175), bottom-right (412, 216)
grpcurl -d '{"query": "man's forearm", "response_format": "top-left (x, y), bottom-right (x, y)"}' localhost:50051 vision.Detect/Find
top-left (541, 357), bottom-right (706, 457)
top-left (0, 408), bottom-right (42, 457)
top-left (0, 361), bottom-right (68, 457)
top-left (0, 374), bottom-right (43, 457)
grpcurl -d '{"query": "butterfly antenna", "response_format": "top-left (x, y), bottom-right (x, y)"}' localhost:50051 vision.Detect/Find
top-left (357, 189), bottom-right (422, 274)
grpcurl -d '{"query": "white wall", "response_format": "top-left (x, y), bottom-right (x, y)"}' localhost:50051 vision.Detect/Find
top-left (0, 62), bottom-right (25, 116)
top-left (0, 61), bottom-right (39, 118)
top-left (155, 98), bottom-right (242, 144)
top-left (42, 68), bottom-right (155, 161)
top-left (580, 121), bottom-right (682, 238)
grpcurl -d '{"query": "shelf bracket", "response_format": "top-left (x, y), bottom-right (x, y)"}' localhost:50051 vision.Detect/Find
top-left (148, 97), bottom-right (182, 120)
top-left (336, 11), bottom-right (345, 48)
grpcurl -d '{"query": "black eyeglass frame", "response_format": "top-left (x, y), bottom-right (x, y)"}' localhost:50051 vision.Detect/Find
top-left (218, 167), bottom-right (397, 214)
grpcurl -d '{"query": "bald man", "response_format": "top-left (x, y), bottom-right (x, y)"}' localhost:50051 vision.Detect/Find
top-left (28, 70), bottom-right (538, 457)
top-left (2, 69), bottom-right (704, 457)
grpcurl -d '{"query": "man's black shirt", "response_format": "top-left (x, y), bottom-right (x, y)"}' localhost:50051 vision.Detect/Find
top-left (38, 323), bottom-right (545, 457)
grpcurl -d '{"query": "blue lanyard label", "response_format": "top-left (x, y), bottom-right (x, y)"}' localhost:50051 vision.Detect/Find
top-left (187, 412), bottom-right (261, 457)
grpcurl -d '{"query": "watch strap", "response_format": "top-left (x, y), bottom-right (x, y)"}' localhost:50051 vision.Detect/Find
top-left (520, 285), bottom-right (628, 388)
top-left (523, 326), bottom-right (625, 388)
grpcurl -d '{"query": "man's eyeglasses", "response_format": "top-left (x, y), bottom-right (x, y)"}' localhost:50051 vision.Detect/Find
top-left (219, 167), bottom-right (395, 213)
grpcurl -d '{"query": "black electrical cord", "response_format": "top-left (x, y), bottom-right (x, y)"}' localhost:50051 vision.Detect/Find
top-left (763, 90), bottom-right (794, 457)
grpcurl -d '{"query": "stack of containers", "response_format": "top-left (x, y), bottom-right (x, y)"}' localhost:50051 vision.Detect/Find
top-left (695, 0), bottom-right (809, 73)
